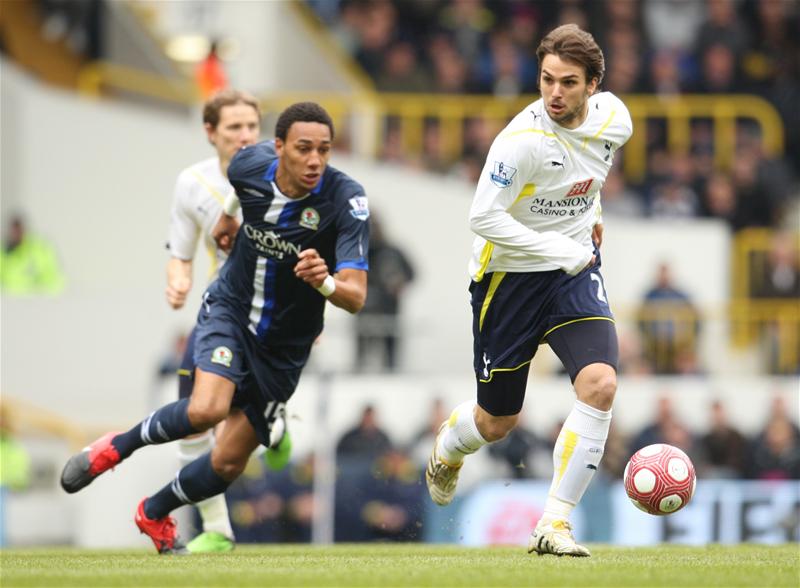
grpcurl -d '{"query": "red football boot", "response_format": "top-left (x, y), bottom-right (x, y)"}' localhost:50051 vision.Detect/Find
top-left (60, 432), bottom-right (122, 493)
top-left (135, 499), bottom-right (188, 555)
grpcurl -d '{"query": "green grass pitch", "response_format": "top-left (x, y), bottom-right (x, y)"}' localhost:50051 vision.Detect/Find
top-left (1, 544), bottom-right (797, 587)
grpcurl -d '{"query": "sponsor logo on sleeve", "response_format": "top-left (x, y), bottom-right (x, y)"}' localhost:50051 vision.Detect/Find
top-left (211, 346), bottom-right (233, 368)
top-left (348, 196), bottom-right (370, 221)
top-left (299, 207), bottom-right (320, 230)
top-left (490, 161), bottom-right (517, 188)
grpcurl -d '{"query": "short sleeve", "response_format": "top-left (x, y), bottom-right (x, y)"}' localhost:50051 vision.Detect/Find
top-left (334, 186), bottom-right (370, 273)
top-left (167, 170), bottom-right (201, 260)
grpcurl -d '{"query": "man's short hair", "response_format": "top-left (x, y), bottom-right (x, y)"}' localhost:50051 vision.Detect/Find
top-left (536, 24), bottom-right (605, 86)
top-left (202, 89), bottom-right (261, 129)
top-left (275, 102), bottom-right (335, 141)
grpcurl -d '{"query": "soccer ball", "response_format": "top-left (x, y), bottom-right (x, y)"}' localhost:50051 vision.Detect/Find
top-left (623, 444), bottom-right (696, 515)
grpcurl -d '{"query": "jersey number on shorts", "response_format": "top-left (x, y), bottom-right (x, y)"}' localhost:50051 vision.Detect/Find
top-left (590, 273), bottom-right (608, 304)
top-left (263, 400), bottom-right (286, 423)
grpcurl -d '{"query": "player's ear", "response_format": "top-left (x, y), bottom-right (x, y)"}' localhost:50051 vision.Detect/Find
top-left (275, 137), bottom-right (284, 156)
top-left (587, 76), bottom-right (599, 95)
top-left (204, 122), bottom-right (216, 146)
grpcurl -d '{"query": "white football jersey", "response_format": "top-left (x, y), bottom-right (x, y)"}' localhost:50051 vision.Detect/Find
top-left (469, 91), bottom-right (633, 280)
top-left (167, 157), bottom-right (241, 281)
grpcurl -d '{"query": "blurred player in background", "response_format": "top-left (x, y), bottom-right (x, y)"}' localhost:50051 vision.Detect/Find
top-left (61, 102), bottom-right (370, 555)
top-left (165, 88), bottom-right (263, 553)
top-left (426, 24), bottom-right (632, 557)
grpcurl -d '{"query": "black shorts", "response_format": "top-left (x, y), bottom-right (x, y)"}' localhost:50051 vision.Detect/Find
top-left (471, 259), bottom-right (618, 416)
top-left (193, 293), bottom-right (311, 446)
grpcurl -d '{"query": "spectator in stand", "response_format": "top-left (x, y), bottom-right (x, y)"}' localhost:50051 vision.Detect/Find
top-left (359, 449), bottom-right (425, 541)
top-left (437, 0), bottom-right (494, 67)
top-left (0, 214), bottom-right (65, 295)
top-left (352, 0), bottom-right (397, 80)
top-left (702, 171), bottom-right (740, 229)
top-left (752, 231), bottom-right (800, 299)
top-left (354, 215), bottom-right (415, 372)
top-left (601, 165), bottom-right (645, 218)
top-left (646, 48), bottom-right (686, 97)
top-left (628, 395), bottom-right (697, 459)
top-left (636, 262), bottom-right (702, 374)
top-left (746, 395), bottom-right (800, 480)
top-left (195, 41), bottom-right (228, 100)
top-left (643, 0), bottom-right (705, 54)
top-left (474, 30), bottom-right (537, 97)
top-left (695, 0), bottom-right (751, 64)
top-left (698, 400), bottom-right (748, 478)
top-left (428, 33), bottom-right (470, 93)
top-left (695, 42), bottom-right (738, 93)
top-left (376, 41), bottom-right (431, 92)
top-left (336, 405), bottom-right (393, 459)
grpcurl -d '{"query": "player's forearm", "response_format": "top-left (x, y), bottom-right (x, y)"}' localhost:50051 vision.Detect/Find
top-left (167, 257), bottom-right (193, 285)
top-left (166, 257), bottom-right (193, 308)
top-left (327, 275), bottom-right (367, 314)
top-left (470, 208), bottom-right (591, 275)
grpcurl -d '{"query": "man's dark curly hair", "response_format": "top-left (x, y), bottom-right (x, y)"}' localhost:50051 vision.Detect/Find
top-left (275, 102), bottom-right (334, 141)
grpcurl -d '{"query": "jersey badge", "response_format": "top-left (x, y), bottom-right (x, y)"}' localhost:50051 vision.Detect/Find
top-left (211, 346), bottom-right (233, 368)
top-left (299, 207), bottom-right (320, 230)
top-left (490, 161), bottom-right (516, 188)
top-left (566, 179), bottom-right (593, 197)
top-left (348, 196), bottom-right (370, 221)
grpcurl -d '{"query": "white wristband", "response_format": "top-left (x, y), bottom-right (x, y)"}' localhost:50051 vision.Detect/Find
top-left (222, 191), bottom-right (240, 216)
top-left (315, 275), bottom-right (336, 297)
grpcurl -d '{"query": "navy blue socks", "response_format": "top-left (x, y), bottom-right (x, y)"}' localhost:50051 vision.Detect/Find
top-left (112, 399), bottom-right (198, 460)
top-left (144, 452), bottom-right (232, 520)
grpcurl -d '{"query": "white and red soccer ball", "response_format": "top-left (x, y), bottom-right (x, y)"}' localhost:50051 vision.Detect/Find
top-left (624, 444), bottom-right (696, 515)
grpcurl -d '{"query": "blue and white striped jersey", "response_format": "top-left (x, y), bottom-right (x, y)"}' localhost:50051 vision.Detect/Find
top-left (206, 141), bottom-right (370, 346)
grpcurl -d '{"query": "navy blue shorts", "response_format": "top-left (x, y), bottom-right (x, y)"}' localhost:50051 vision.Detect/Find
top-left (193, 293), bottom-right (311, 446)
top-left (471, 258), bottom-right (615, 383)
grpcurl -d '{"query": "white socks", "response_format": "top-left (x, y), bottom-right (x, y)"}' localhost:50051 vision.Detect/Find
top-left (437, 400), bottom-right (489, 464)
top-left (542, 400), bottom-right (612, 525)
top-left (177, 432), bottom-right (235, 539)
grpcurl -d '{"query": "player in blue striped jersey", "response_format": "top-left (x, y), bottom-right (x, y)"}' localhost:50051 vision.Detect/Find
top-left (61, 102), bottom-right (369, 554)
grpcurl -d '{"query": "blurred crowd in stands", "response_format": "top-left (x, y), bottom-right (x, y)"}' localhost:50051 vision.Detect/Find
top-left (310, 0), bottom-right (799, 232)
top-left (219, 395), bottom-right (799, 543)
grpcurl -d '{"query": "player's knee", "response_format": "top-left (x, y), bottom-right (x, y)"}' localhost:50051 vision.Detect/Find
top-left (187, 397), bottom-right (229, 430)
top-left (210, 451), bottom-right (248, 482)
top-left (476, 413), bottom-right (518, 442)
top-left (576, 365), bottom-right (617, 411)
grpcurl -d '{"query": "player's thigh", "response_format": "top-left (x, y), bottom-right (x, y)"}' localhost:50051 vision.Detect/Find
top-left (545, 318), bottom-right (619, 382)
top-left (190, 367), bottom-right (237, 420)
top-left (210, 409), bottom-right (260, 480)
top-left (191, 298), bottom-right (249, 418)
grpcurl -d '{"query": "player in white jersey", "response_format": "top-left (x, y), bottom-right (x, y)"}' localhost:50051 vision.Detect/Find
top-left (426, 24), bottom-right (633, 557)
top-left (166, 89), bottom-right (260, 553)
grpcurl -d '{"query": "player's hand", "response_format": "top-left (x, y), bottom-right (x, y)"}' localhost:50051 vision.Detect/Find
top-left (212, 214), bottom-right (240, 253)
top-left (166, 276), bottom-right (191, 309)
top-left (293, 249), bottom-right (329, 288)
top-left (592, 223), bottom-right (604, 249)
